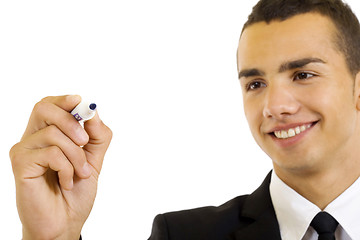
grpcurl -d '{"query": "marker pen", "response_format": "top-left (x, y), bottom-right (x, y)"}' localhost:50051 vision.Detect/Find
top-left (71, 101), bottom-right (97, 121)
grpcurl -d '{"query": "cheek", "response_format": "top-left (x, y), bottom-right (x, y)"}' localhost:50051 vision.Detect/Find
top-left (304, 82), bottom-right (356, 130)
top-left (323, 82), bottom-right (353, 107)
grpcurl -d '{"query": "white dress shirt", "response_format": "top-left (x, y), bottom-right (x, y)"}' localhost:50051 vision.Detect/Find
top-left (269, 171), bottom-right (360, 240)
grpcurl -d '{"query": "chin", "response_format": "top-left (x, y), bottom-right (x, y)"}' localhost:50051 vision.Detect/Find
top-left (272, 153), bottom-right (324, 175)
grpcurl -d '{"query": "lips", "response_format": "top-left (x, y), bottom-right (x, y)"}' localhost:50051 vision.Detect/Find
top-left (269, 121), bottom-right (318, 139)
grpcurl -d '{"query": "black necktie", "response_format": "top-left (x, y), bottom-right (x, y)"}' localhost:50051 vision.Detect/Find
top-left (310, 212), bottom-right (339, 240)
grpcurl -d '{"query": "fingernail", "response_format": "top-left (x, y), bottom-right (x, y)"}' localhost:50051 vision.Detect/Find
top-left (83, 163), bottom-right (92, 176)
top-left (75, 126), bottom-right (89, 144)
top-left (67, 179), bottom-right (74, 190)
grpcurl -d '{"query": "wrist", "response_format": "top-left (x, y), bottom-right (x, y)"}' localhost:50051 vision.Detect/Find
top-left (22, 227), bottom-right (82, 240)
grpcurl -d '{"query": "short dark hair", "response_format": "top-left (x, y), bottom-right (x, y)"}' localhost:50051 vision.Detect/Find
top-left (242, 0), bottom-right (360, 76)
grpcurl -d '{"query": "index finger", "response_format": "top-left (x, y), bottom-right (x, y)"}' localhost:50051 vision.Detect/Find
top-left (42, 95), bottom-right (82, 112)
top-left (22, 95), bottom-right (89, 146)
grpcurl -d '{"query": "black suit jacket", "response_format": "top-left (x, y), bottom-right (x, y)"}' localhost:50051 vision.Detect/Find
top-left (148, 172), bottom-right (281, 240)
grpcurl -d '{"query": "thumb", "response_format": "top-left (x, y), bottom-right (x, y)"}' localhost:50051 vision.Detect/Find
top-left (83, 112), bottom-right (112, 174)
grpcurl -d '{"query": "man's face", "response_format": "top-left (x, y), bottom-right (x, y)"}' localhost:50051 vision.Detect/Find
top-left (237, 13), bottom-right (360, 174)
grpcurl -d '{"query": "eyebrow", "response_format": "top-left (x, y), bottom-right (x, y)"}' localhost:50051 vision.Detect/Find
top-left (278, 58), bottom-right (326, 73)
top-left (238, 68), bottom-right (265, 79)
top-left (238, 57), bottom-right (326, 79)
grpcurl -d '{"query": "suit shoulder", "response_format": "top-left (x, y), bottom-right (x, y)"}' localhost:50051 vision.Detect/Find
top-left (164, 195), bottom-right (248, 222)
top-left (153, 195), bottom-right (250, 239)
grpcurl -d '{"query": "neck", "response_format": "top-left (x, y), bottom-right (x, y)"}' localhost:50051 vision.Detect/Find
top-left (274, 157), bottom-right (360, 210)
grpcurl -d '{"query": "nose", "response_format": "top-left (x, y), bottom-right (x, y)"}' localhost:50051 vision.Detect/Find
top-left (263, 84), bottom-right (300, 119)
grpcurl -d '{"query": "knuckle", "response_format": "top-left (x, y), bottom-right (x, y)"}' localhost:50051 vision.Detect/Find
top-left (40, 96), bottom-right (55, 103)
top-left (44, 124), bottom-right (60, 137)
top-left (64, 94), bottom-right (76, 103)
top-left (40, 96), bottom-right (50, 102)
top-left (33, 101), bottom-right (51, 117)
top-left (47, 145), bottom-right (63, 159)
top-left (47, 146), bottom-right (73, 168)
top-left (47, 146), bottom-right (73, 171)
top-left (9, 143), bottom-right (18, 160)
top-left (104, 125), bottom-right (113, 140)
top-left (9, 143), bottom-right (23, 166)
top-left (9, 143), bottom-right (30, 176)
top-left (60, 159), bottom-right (74, 173)
top-left (71, 146), bottom-right (86, 162)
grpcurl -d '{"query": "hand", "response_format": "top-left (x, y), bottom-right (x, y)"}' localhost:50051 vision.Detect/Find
top-left (10, 95), bottom-right (112, 240)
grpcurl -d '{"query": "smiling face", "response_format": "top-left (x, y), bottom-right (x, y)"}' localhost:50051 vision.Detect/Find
top-left (237, 13), bottom-right (360, 175)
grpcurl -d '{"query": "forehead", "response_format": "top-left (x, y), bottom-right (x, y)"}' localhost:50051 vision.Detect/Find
top-left (237, 13), bottom-right (339, 71)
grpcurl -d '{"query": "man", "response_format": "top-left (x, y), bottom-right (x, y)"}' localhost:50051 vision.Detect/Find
top-left (10, 0), bottom-right (360, 240)
top-left (148, 0), bottom-right (360, 239)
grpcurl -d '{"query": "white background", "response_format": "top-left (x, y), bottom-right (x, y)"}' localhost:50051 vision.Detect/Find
top-left (1, 0), bottom-right (359, 239)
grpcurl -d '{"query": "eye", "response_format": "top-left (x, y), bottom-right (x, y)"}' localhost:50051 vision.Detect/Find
top-left (294, 72), bottom-right (315, 80)
top-left (246, 81), bottom-right (267, 91)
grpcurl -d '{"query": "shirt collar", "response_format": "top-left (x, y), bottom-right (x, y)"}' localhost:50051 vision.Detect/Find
top-left (270, 171), bottom-right (360, 240)
top-left (270, 171), bottom-right (320, 240)
top-left (324, 173), bottom-right (360, 239)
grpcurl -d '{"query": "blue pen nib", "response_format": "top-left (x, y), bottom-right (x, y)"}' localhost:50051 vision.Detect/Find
top-left (89, 103), bottom-right (97, 110)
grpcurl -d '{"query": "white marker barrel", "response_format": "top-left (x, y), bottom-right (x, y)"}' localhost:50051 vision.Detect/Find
top-left (71, 101), bottom-right (97, 121)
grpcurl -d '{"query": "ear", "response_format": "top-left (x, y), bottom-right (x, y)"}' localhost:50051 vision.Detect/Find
top-left (355, 71), bottom-right (360, 111)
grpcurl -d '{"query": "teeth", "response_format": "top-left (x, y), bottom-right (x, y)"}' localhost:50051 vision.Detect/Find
top-left (274, 131), bottom-right (282, 138)
top-left (274, 123), bottom-right (313, 139)
top-left (288, 128), bottom-right (295, 137)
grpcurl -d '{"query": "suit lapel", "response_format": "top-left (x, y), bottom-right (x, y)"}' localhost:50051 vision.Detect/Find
top-left (233, 171), bottom-right (282, 240)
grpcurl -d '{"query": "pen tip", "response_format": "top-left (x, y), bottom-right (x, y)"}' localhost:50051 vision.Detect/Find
top-left (89, 103), bottom-right (97, 110)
